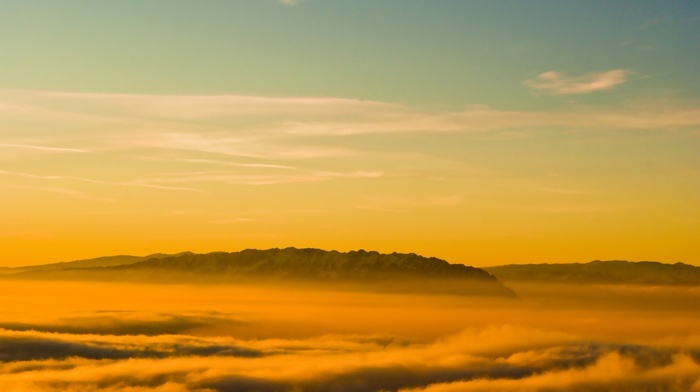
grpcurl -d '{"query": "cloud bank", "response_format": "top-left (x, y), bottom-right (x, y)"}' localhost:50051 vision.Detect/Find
top-left (0, 281), bottom-right (698, 391)
top-left (0, 326), bottom-right (697, 392)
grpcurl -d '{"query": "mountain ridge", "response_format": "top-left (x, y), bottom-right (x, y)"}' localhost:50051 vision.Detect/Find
top-left (4, 248), bottom-right (517, 297)
top-left (6, 250), bottom-right (695, 292)
top-left (485, 260), bottom-right (700, 286)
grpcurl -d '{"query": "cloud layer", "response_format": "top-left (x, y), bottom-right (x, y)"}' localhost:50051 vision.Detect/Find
top-left (0, 326), bottom-right (697, 392)
top-left (0, 281), bottom-right (698, 391)
top-left (1, 88), bottom-right (696, 191)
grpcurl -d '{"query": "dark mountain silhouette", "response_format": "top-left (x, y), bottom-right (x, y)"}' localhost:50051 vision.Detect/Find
top-left (485, 260), bottom-right (700, 286)
top-left (5, 248), bottom-right (516, 297)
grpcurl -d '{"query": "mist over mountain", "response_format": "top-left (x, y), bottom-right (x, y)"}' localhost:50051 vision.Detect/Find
top-left (5, 248), bottom-right (516, 297)
top-left (485, 260), bottom-right (700, 286)
top-left (0, 252), bottom-right (193, 275)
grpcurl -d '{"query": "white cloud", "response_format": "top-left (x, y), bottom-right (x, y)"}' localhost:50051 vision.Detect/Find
top-left (524, 69), bottom-right (628, 94)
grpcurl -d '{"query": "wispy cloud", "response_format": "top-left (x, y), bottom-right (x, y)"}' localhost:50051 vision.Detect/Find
top-left (134, 132), bottom-right (354, 160)
top-left (266, 104), bottom-right (700, 136)
top-left (538, 187), bottom-right (586, 195)
top-left (2, 89), bottom-right (697, 148)
top-left (0, 184), bottom-right (93, 200)
top-left (0, 143), bottom-right (87, 153)
top-left (524, 69), bottom-right (628, 94)
top-left (174, 158), bottom-right (297, 170)
top-left (0, 89), bottom-right (397, 120)
top-left (356, 195), bottom-right (463, 212)
top-left (505, 202), bottom-right (622, 214)
top-left (0, 170), bottom-right (205, 193)
top-left (139, 169), bottom-right (383, 186)
top-left (1, 89), bottom-right (697, 200)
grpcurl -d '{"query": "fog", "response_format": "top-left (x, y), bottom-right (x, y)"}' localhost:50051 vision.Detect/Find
top-left (0, 280), bottom-right (698, 391)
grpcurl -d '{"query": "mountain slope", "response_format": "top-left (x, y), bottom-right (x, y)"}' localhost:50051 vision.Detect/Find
top-left (9, 248), bottom-right (516, 297)
top-left (0, 252), bottom-right (193, 274)
top-left (485, 260), bottom-right (700, 286)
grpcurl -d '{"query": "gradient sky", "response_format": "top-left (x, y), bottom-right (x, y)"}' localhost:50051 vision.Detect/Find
top-left (1, 0), bottom-right (698, 266)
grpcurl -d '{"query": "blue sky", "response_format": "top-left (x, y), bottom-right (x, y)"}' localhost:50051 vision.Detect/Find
top-left (1, 0), bottom-right (698, 108)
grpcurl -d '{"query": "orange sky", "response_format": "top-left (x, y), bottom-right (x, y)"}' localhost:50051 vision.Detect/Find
top-left (1, 2), bottom-right (698, 267)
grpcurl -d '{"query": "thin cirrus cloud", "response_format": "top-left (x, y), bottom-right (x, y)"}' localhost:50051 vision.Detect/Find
top-left (1, 89), bottom-right (697, 150)
top-left (138, 169), bottom-right (384, 186)
top-left (0, 89), bottom-right (398, 120)
top-left (0, 89), bottom-right (697, 200)
top-left (0, 184), bottom-right (93, 200)
top-left (0, 89), bottom-right (697, 204)
top-left (0, 167), bottom-right (382, 192)
top-left (524, 69), bottom-right (628, 95)
top-left (0, 143), bottom-right (87, 153)
top-left (173, 159), bottom-right (297, 170)
top-left (0, 170), bottom-right (205, 193)
top-left (355, 195), bottom-right (464, 213)
top-left (135, 132), bottom-right (355, 160)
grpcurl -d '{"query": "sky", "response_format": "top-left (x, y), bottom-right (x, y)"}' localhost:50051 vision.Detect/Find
top-left (0, 0), bottom-right (698, 266)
